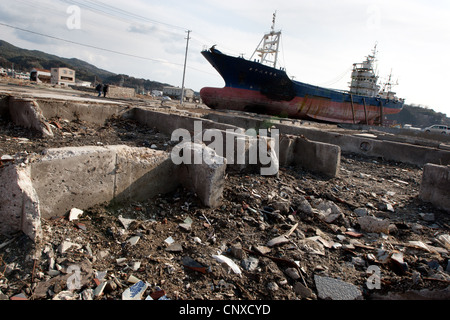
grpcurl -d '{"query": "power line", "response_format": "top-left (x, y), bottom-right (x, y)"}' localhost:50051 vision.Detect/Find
top-left (61, 0), bottom-right (187, 32)
top-left (0, 22), bottom-right (183, 65)
top-left (0, 22), bottom-right (218, 77)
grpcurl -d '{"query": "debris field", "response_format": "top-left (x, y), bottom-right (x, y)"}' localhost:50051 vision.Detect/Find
top-left (0, 103), bottom-right (449, 301)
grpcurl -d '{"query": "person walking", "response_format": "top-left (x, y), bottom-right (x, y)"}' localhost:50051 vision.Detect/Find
top-left (103, 84), bottom-right (109, 98)
top-left (95, 83), bottom-right (103, 97)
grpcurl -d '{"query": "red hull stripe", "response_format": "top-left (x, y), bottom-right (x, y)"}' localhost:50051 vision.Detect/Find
top-left (201, 87), bottom-right (400, 124)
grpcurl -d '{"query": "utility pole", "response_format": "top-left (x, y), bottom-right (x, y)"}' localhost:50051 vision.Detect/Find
top-left (180, 30), bottom-right (191, 105)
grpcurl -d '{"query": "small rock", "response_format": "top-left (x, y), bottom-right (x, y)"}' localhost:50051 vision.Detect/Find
top-left (419, 212), bottom-right (435, 222)
top-left (254, 245), bottom-right (271, 255)
top-left (314, 275), bottom-right (363, 300)
top-left (241, 257), bottom-right (259, 271)
top-left (297, 197), bottom-right (314, 216)
top-left (166, 242), bottom-right (183, 252)
top-left (294, 282), bottom-right (315, 299)
top-left (230, 243), bottom-right (246, 260)
top-left (81, 289), bottom-right (94, 300)
top-left (271, 200), bottom-right (290, 213)
top-left (105, 280), bottom-right (118, 293)
top-left (354, 207), bottom-right (369, 217)
top-left (179, 223), bottom-right (192, 231)
top-left (128, 236), bottom-right (140, 246)
top-left (68, 208), bottom-right (83, 221)
top-left (58, 241), bottom-right (81, 254)
top-left (285, 268), bottom-right (300, 280)
top-left (358, 216), bottom-right (390, 234)
top-left (267, 282), bottom-right (279, 292)
top-left (52, 290), bottom-right (79, 300)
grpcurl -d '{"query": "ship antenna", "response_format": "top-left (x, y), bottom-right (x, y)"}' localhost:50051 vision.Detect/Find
top-left (271, 11), bottom-right (277, 32)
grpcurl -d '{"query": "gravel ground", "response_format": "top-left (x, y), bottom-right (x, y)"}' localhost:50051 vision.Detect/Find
top-left (0, 100), bottom-right (449, 302)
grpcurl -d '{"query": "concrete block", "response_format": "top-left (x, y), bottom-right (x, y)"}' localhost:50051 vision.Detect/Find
top-left (0, 145), bottom-right (180, 241)
top-left (419, 164), bottom-right (450, 212)
top-left (280, 134), bottom-right (340, 178)
top-left (134, 108), bottom-right (238, 137)
top-left (0, 164), bottom-right (42, 240)
top-left (204, 112), bottom-right (450, 167)
top-left (31, 145), bottom-right (177, 219)
top-left (37, 99), bottom-right (134, 125)
top-left (173, 142), bottom-right (227, 208)
top-left (193, 128), bottom-right (279, 175)
top-left (8, 97), bottom-right (53, 136)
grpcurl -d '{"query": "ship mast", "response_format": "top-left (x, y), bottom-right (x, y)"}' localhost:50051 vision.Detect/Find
top-left (251, 12), bottom-right (281, 69)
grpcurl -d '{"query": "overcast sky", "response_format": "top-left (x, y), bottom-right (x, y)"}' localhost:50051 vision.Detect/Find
top-left (0, 0), bottom-right (449, 116)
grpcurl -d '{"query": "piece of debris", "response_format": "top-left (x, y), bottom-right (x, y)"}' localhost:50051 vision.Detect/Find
top-left (122, 280), bottom-right (148, 300)
top-left (212, 254), bottom-right (242, 275)
top-left (182, 256), bottom-right (209, 274)
top-left (314, 275), bottom-right (363, 300)
top-left (68, 208), bottom-right (83, 221)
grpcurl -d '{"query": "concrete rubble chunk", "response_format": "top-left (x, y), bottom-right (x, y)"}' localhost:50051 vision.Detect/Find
top-left (8, 97), bottom-right (53, 137)
top-left (58, 240), bottom-right (81, 254)
top-left (357, 215), bottom-right (390, 234)
top-left (279, 134), bottom-right (341, 178)
top-left (174, 142), bottom-right (227, 208)
top-left (0, 144), bottom-right (185, 241)
top-left (294, 282), bottom-right (316, 299)
top-left (68, 208), bottom-right (83, 221)
top-left (314, 275), bottom-right (363, 300)
top-left (419, 164), bottom-right (450, 212)
top-left (241, 257), bottom-right (259, 271)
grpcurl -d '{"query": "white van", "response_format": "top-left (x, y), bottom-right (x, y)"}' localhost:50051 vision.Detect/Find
top-left (424, 125), bottom-right (450, 134)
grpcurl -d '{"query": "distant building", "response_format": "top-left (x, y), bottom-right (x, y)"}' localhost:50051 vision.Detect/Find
top-left (75, 79), bottom-right (92, 87)
top-left (163, 86), bottom-right (194, 102)
top-left (30, 68), bottom-right (51, 83)
top-left (51, 67), bottom-right (76, 86)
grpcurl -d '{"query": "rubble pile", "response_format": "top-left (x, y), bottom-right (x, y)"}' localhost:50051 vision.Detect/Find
top-left (1, 115), bottom-right (449, 300)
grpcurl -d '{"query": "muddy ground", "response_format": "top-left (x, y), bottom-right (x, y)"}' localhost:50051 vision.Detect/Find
top-left (0, 107), bottom-right (449, 301)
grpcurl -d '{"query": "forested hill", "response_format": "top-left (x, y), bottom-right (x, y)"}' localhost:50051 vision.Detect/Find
top-left (0, 39), bottom-right (171, 91)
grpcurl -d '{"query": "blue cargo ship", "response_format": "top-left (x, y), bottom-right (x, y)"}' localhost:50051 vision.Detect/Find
top-left (200, 14), bottom-right (404, 125)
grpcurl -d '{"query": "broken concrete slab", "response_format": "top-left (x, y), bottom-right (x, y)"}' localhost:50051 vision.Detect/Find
top-left (0, 164), bottom-right (42, 240)
top-left (193, 128), bottom-right (279, 175)
top-left (205, 112), bottom-right (450, 167)
top-left (358, 215), bottom-right (391, 234)
top-left (31, 145), bottom-right (178, 219)
top-left (419, 163), bottom-right (450, 213)
top-left (0, 145), bottom-right (182, 240)
top-left (314, 275), bottom-right (363, 300)
top-left (279, 134), bottom-right (341, 178)
top-left (8, 97), bottom-right (53, 137)
top-left (173, 142), bottom-right (227, 208)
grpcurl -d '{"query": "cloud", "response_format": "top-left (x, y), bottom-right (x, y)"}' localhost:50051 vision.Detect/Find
top-left (127, 23), bottom-right (158, 35)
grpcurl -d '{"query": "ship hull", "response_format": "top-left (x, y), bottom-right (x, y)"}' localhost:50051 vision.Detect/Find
top-left (200, 49), bottom-right (404, 124)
